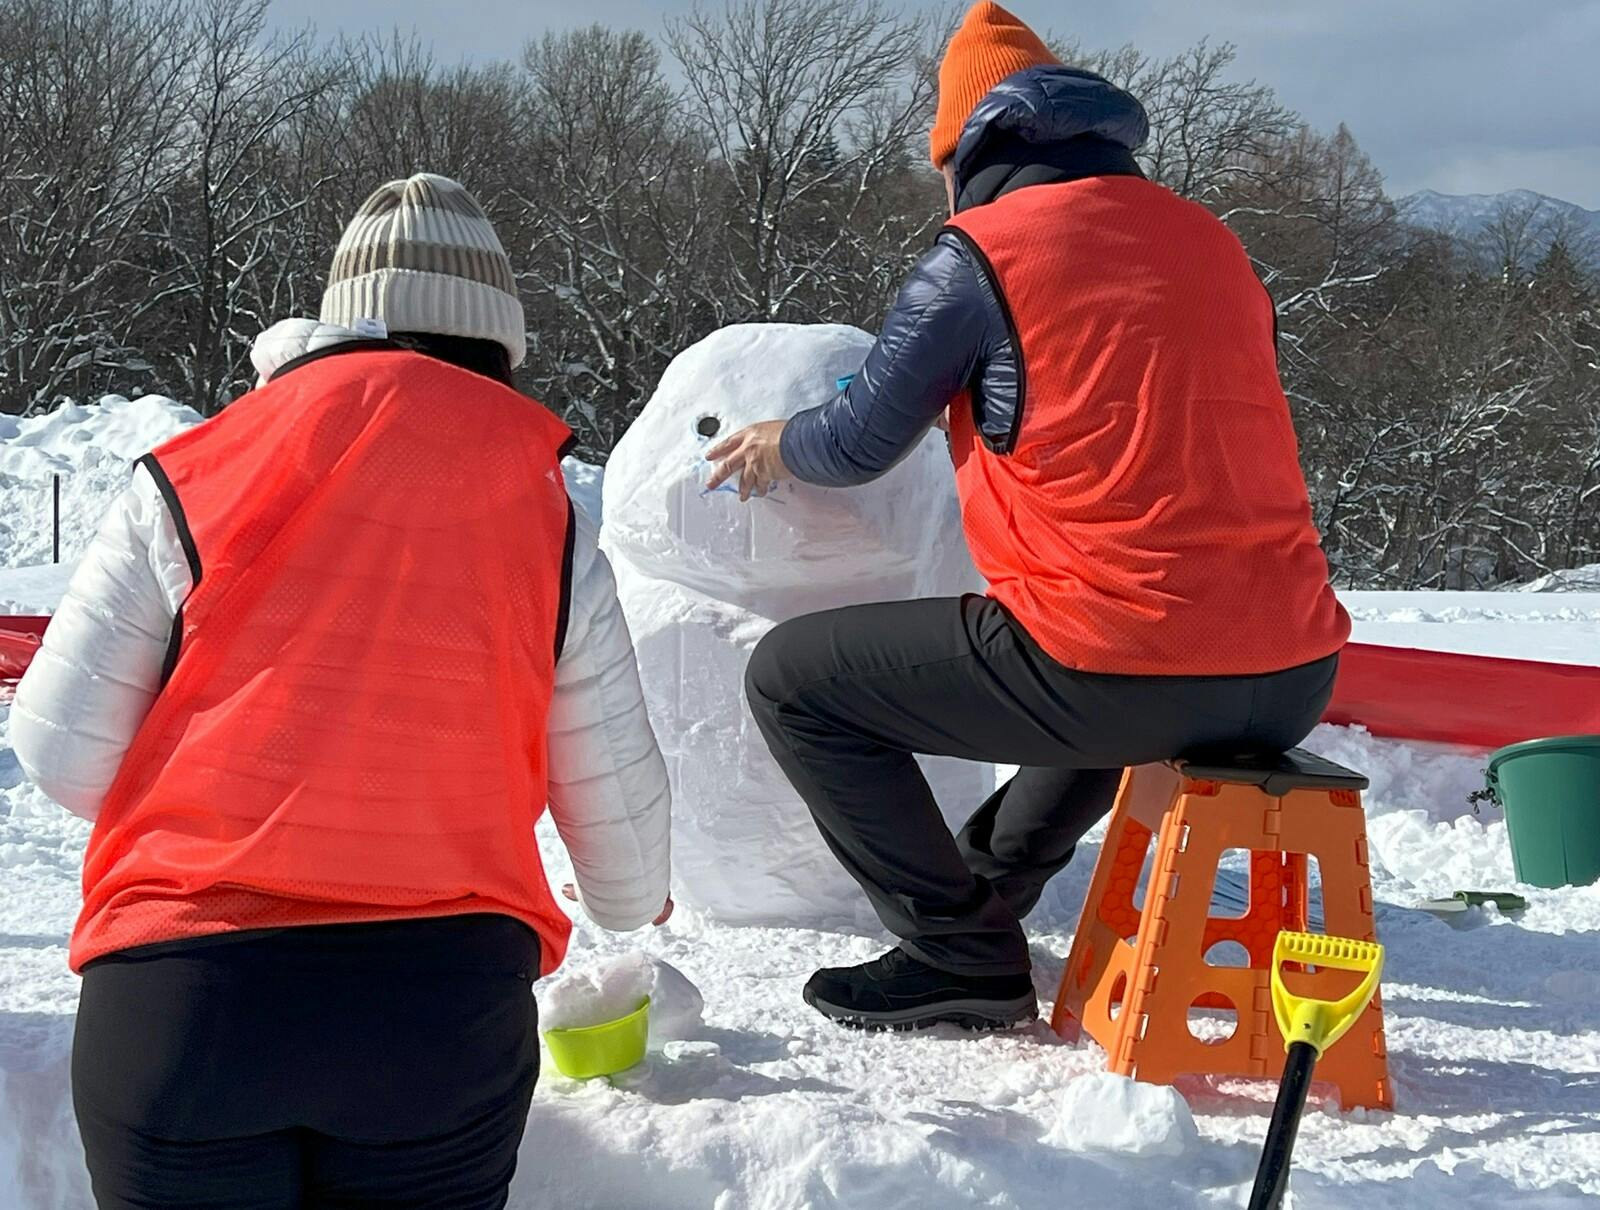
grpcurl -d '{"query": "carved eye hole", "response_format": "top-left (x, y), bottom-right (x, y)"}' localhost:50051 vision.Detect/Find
top-left (696, 415), bottom-right (721, 438)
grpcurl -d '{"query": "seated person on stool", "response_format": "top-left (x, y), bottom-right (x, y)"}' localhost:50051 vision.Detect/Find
top-left (706, 1), bottom-right (1348, 1031)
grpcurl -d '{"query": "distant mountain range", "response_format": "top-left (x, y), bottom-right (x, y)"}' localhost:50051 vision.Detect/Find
top-left (1399, 188), bottom-right (1600, 264)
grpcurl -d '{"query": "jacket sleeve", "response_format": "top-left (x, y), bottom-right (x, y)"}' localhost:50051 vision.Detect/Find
top-left (544, 504), bottom-right (672, 931)
top-left (11, 465), bottom-right (192, 820)
top-left (779, 234), bottom-right (997, 487)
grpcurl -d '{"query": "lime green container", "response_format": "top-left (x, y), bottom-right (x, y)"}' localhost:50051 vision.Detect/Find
top-left (542, 998), bottom-right (650, 1080)
top-left (1486, 736), bottom-right (1600, 889)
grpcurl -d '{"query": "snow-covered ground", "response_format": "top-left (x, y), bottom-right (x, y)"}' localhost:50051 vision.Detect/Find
top-left (3, 396), bottom-right (1599, 1207)
top-left (1345, 591), bottom-right (1600, 666)
top-left (4, 709), bottom-right (1598, 1208)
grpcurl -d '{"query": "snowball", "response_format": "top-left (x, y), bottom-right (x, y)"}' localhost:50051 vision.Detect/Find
top-left (601, 323), bottom-right (991, 923)
top-left (1046, 1072), bottom-right (1199, 1158)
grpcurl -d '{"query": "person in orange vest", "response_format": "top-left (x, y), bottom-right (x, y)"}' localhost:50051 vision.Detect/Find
top-left (708, 2), bottom-right (1349, 1031)
top-left (12, 174), bottom-right (672, 1208)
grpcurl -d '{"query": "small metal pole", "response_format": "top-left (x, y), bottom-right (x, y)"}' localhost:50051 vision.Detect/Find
top-left (52, 474), bottom-right (60, 564)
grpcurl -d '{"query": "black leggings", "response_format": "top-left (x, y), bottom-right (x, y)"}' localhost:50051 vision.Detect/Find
top-left (73, 915), bottom-right (541, 1209)
top-left (747, 595), bottom-right (1338, 975)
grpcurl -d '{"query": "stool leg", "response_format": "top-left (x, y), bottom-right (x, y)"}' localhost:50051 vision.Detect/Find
top-left (1276, 789), bottom-right (1393, 1111)
top-left (1113, 786), bottom-right (1273, 1084)
top-left (1052, 766), bottom-right (1175, 1040)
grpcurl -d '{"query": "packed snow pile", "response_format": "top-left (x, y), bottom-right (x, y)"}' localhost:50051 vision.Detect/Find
top-left (0, 565), bottom-right (73, 617)
top-left (543, 956), bottom-right (652, 1031)
top-left (543, 953), bottom-right (703, 1047)
top-left (601, 323), bottom-right (989, 925)
top-left (1520, 562), bottom-right (1600, 593)
top-left (1, 395), bottom-right (605, 614)
top-left (1047, 1071), bottom-right (1199, 1157)
top-left (0, 396), bottom-right (201, 572)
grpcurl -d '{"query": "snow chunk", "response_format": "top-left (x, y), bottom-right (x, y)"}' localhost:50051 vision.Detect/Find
top-left (1047, 1072), bottom-right (1199, 1158)
top-left (641, 957), bottom-right (706, 1046)
top-left (562, 456), bottom-right (603, 524)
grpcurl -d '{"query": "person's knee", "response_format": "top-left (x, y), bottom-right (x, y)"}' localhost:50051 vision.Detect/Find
top-left (745, 618), bottom-right (805, 719)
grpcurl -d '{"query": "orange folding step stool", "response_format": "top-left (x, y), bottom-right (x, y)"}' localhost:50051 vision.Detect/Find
top-left (1051, 748), bottom-right (1393, 1111)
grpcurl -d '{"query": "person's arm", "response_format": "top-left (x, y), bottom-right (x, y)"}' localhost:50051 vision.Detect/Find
top-left (778, 234), bottom-right (997, 486)
top-left (544, 505), bottom-right (672, 930)
top-left (11, 466), bottom-right (192, 819)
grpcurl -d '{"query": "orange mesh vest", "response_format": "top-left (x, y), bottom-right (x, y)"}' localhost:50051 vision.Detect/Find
top-left (944, 176), bottom-right (1350, 676)
top-left (71, 348), bottom-right (578, 974)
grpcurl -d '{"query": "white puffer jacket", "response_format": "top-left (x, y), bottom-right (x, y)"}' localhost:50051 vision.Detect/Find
top-left (11, 321), bottom-right (672, 932)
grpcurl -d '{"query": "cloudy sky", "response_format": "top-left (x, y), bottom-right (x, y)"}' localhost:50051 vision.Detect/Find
top-left (266, 0), bottom-right (1600, 209)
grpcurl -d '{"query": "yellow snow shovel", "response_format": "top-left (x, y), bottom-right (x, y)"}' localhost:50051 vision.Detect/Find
top-left (1248, 931), bottom-right (1384, 1210)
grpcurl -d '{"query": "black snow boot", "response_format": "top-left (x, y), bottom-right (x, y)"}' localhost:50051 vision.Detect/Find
top-left (803, 947), bottom-right (1037, 1031)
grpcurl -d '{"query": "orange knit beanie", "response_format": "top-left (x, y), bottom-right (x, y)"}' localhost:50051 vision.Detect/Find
top-left (930, 2), bottom-right (1061, 168)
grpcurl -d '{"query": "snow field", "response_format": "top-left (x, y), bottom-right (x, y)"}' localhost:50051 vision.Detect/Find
top-left (1343, 590), bottom-right (1600, 665)
top-left (5, 707), bottom-right (1599, 1207)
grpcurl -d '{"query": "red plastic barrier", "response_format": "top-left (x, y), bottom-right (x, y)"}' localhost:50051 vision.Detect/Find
top-left (1325, 642), bottom-right (1600, 751)
top-left (0, 623), bottom-right (45, 687)
top-left (3, 617), bottom-right (1595, 750)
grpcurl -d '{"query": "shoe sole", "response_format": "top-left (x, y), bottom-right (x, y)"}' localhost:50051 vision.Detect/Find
top-left (802, 986), bottom-right (1038, 1033)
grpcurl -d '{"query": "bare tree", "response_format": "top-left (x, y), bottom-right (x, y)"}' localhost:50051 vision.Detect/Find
top-left (1, 0), bottom-right (1594, 589)
top-left (0, 0), bottom-right (192, 411)
top-left (517, 25), bottom-right (722, 452)
top-left (1066, 40), bottom-right (1297, 202)
top-left (665, 0), bottom-right (939, 320)
top-left (146, 0), bottom-right (336, 414)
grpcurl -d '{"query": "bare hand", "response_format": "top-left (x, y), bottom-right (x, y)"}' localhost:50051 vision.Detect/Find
top-left (562, 883), bottom-right (675, 927)
top-left (704, 420), bottom-right (790, 502)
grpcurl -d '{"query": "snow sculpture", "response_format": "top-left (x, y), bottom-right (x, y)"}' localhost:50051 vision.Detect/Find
top-left (601, 323), bottom-right (990, 924)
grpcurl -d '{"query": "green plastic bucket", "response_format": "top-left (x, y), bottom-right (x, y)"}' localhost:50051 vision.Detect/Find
top-left (542, 997), bottom-right (650, 1079)
top-left (1486, 736), bottom-right (1600, 889)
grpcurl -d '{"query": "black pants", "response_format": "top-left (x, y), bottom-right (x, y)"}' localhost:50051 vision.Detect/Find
top-left (73, 915), bottom-right (541, 1210)
top-left (746, 596), bottom-right (1338, 975)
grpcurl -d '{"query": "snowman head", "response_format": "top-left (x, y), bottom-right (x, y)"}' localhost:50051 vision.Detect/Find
top-left (602, 323), bottom-right (958, 612)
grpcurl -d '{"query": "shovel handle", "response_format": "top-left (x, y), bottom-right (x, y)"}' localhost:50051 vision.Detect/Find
top-left (1248, 1040), bottom-right (1319, 1210)
top-left (1270, 931), bottom-right (1384, 1057)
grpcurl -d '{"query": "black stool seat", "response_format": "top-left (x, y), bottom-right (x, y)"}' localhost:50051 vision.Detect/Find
top-left (1172, 746), bottom-right (1369, 796)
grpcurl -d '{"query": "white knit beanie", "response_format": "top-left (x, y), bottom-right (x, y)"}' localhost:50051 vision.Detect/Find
top-left (320, 173), bottom-right (526, 368)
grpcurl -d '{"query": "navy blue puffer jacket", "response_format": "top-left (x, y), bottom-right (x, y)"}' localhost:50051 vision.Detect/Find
top-left (779, 66), bottom-right (1148, 485)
